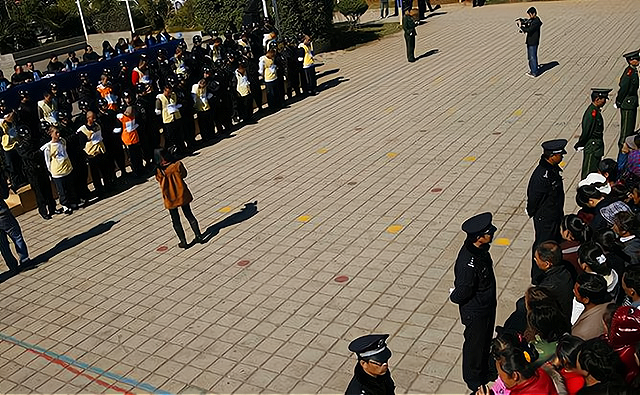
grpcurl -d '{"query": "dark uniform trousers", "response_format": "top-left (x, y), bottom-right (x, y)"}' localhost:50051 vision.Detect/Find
top-left (402, 15), bottom-right (416, 62)
top-left (616, 65), bottom-right (639, 150)
top-left (450, 241), bottom-right (497, 392)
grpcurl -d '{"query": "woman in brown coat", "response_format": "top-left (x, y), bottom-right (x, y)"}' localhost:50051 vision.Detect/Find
top-left (155, 148), bottom-right (203, 248)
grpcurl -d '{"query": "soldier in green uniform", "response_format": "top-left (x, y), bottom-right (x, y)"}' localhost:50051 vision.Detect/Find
top-left (402, 9), bottom-right (416, 63)
top-left (615, 50), bottom-right (639, 154)
top-left (575, 88), bottom-right (611, 179)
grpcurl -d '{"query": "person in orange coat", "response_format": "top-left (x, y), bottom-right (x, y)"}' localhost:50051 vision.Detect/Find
top-left (154, 148), bottom-right (203, 248)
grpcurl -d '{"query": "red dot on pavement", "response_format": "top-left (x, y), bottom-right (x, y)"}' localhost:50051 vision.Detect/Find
top-left (431, 188), bottom-right (442, 193)
top-left (334, 275), bottom-right (349, 283)
top-left (156, 246), bottom-right (168, 252)
top-left (237, 260), bottom-right (251, 267)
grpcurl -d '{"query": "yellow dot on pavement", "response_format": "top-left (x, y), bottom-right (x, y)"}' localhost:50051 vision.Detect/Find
top-left (385, 107), bottom-right (394, 113)
top-left (513, 109), bottom-right (523, 117)
top-left (218, 206), bottom-right (232, 213)
top-left (447, 107), bottom-right (457, 115)
top-left (463, 156), bottom-right (476, 162)
top-left (297, 215), bottom-right (311, 222)
top-left (559, 161), bottom-right (566, 168)
top-left (387, 225), bottom-right (403, 234)
top-left (386, 152), bottom-right (398, 159)
top-left (494, 238), bottom-right (511, 246)
top-left (317, 148), bottom-right (328, 154)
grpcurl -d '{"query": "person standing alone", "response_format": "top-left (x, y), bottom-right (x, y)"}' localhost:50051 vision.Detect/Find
top-left (402, 10), bottom-right (416, 63)
top-left (450, 212), bottom-right (497, 394)
top-left (520, 7), bottom-right (542, 77)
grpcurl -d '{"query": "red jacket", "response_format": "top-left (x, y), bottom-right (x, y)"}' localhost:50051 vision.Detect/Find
top-left (509, 368), bottom-right (559, 395)
top-left (607, 305), bottom-right (640, 385)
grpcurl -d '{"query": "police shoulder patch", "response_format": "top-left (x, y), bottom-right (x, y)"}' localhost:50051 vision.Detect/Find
top-left (467, 257), bottom-right (475, 268)
top-left (628, 68), bottom-right (634, 76)
top-left (591, 109), bottom-right (597, 118)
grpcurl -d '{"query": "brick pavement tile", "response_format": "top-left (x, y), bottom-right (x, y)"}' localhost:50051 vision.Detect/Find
top-left (191, 371), bottom-right (221, 391)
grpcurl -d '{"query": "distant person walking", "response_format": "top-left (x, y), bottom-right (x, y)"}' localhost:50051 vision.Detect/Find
top-left (154, 148), bottom-right (203, 248)
top-left (403, 9), bottom-right (416, 62)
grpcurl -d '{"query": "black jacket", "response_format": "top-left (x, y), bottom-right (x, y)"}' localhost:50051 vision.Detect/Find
top-left (527, 157), bottom-right (564, 220)
top-left (535, 264), bottom-right (574, 320)
top-left (450, 241), bottom-right (496, 318)
top-left (522, 16), bottom-right (542, 46)
top-left (345, 364), bottom-right (395, 395)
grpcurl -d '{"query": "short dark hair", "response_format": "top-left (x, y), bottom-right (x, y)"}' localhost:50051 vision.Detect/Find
top-left (598, 158), bottom-right (618, 182)
top-left (623, 267), bottom-right (640, 294)
top-left (577, 338), bottom-right (622, 383)
top-left (614, 211), bottom-right (640, 236)
top-left (535, 240), bottom-right (561, 266)
top-left (575, 273), bottom-right (611, 305)
top-left (527, 301), bottom-right (570, 342)
top-left (576, 184), bottom-right (605, 207)
top-left (578, 241), bottom-right (610, 275)
top-left (561, 214), bottom-right (593, 243)
top-left (527, 7), bottom-right (537, 15)
top-left (556, 334), bottom-right (584, 368)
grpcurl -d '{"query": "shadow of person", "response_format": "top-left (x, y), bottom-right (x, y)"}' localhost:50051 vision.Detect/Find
top-left (0, 220), bottom-right (119, 284)
top-left (319, 77), bottom-right (349, 92)
top-left (202, 202), bottom-right (258, 242)
top-left (537, 61), bottom-right (559, 76)
top-left (316, 68), bottom-right (340, 79)
top-left (415, 49), bottom-right (439, 61)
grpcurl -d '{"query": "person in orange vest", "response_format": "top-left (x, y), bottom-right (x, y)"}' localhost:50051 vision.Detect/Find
top-left (116, 106), bottom-right (145, 177)
top-left (96, 74), bottom-right (118, 111)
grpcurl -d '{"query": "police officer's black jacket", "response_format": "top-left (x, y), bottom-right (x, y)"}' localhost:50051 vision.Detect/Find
top-left (534, 264), bottom-right (574, 320)
top-left (526, 157), bottom-right (564, 220)
top-left (450, 241), bottom-right (496, 317)
top-left (345, 364), bottom-right (395, 395)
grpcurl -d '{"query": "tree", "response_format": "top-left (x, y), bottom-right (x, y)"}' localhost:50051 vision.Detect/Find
top-left (336, 0), bottom-right (368, 30)
top-left (136, 0), bottom-right (172, 30)
top-left (193, 0), bottom-right (243, 34)
top-left (277, 0), bottom-right (333, 39)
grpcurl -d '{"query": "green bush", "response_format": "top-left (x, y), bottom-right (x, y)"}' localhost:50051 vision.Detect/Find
top-left (336, 0), bottom-right (368, 29)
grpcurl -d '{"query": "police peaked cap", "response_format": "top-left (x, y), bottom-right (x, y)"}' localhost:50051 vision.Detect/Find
top-left (348, 334), bottom-right (392, 362)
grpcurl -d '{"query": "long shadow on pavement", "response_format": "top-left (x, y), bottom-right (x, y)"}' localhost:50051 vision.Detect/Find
top-left (0, 220), bottom-right (119, 284)
top-left (416, 49), bottom-right (439, 61)
top-left (202, 202), bottom-right (258, 242)
top-left (319, 77), bottom-right (350, 92)
top-left (537, 61), bottom-right (559, 76)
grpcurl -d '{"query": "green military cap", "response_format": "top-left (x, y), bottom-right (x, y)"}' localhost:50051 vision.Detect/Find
top-left (623, 50), bottom-right (640, 60)
top-left (591, 88), bottom-right (612, 99)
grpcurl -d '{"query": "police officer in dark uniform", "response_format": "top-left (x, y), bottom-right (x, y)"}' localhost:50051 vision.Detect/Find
top-left (450, 212), bottom-right (497, 394)
top-left (575, 89), bottom-right (611, 179)
top-left (346, 334), bottom-right (395, 395)
top-left (615, 50), bottom-right (639, 154)
top-left (526, 139), bottom-right (566, 282)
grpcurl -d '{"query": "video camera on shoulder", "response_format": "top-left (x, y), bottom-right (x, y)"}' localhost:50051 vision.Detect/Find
top-left (515, 17), bottom-right (531, 33)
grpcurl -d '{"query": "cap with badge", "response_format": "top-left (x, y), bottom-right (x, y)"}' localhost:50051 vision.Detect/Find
top-left (349, 334), bottom-right (392, 363)
top-left (541, 139), bottom-right (568, 155)
top-left (591, 88), bottom-right (612, 100)
top-left (462, 212), bottom-right (497, 238)
top-left (623, 50), bottom-right (640, 61)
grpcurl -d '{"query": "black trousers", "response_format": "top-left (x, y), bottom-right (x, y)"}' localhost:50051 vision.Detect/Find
top-left (69, 154), bottom-right (91, 200)
top-left (3, 149), bottom-right (25, 191)
top-left (302, 67), bottom-right (317, 94)
top-left (24, 166), bottom-right (56, 217)
top-left (531, 216), bottom-right (561, 282)
top-left (462, 310), bottom-right (495, 392)
top-left (169, 204), bottom-right (200, 243)
top-left (197, 110), bottom-right (215, 140)
top-left (163, 121), bottom-right (184, 153)
top-left (103, 135), bottom-right (126, 177)
top-left (52, 173), bottom-right (77, 207)
top-left (265, 81), bottom-right (281, 110)
top-left (87, 153), bottom-right (113, 194)
top-left (236, 95), bottom-right (254, 123)
top-left (125, 143), bottom-right (144, 175)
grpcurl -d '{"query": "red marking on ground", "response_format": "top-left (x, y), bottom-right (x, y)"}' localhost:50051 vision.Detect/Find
top-left (237, 260), bottom-right (250, 267)
top-left (18, 345), bottom-right (134, 395)
top-left (431, 188), bottom-right (442, 193)
top-left (156, 246), bottom-right (168, 252)
top-left (334, 275), bottom-right (349, 283)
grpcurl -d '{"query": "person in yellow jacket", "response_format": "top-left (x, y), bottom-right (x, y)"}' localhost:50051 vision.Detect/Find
top-left (41, 126), bottom-right (76, 213)
top-left (259, 49), bottom-right (282, 111)
top-left (155, 83), bottom-right (185, 154)
top-left (77, 111), bottom-right (113, 197)
top-left (37, 90), bottom-right (58, 126)
top-left (0, 110), bottom-right (27, 192)
top-left (298, 35), bottom-right (317, 95)
top-left (191, 79), bottom-right (215, 141)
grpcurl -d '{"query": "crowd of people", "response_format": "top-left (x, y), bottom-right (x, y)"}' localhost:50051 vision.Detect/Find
top-left (444, 47), bottom-right (640, 395)
top-left (0, 22), bottom-right (318, 227)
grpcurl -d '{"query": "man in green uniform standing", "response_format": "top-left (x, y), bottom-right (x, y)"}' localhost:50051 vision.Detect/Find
top-left (575, 88), bottom-right (611, 179)
top-left (615, 50), bottom-right (639, 154)
top-left (403, 9), bottom-right (416, 63)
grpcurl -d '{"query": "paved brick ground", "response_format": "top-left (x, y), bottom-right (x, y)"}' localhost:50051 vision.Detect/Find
top-left (1, 0), bottom-right (640, 393)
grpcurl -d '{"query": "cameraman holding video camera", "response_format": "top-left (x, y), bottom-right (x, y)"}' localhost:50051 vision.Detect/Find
top-left (517, 7), bottom-right (542, 77)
